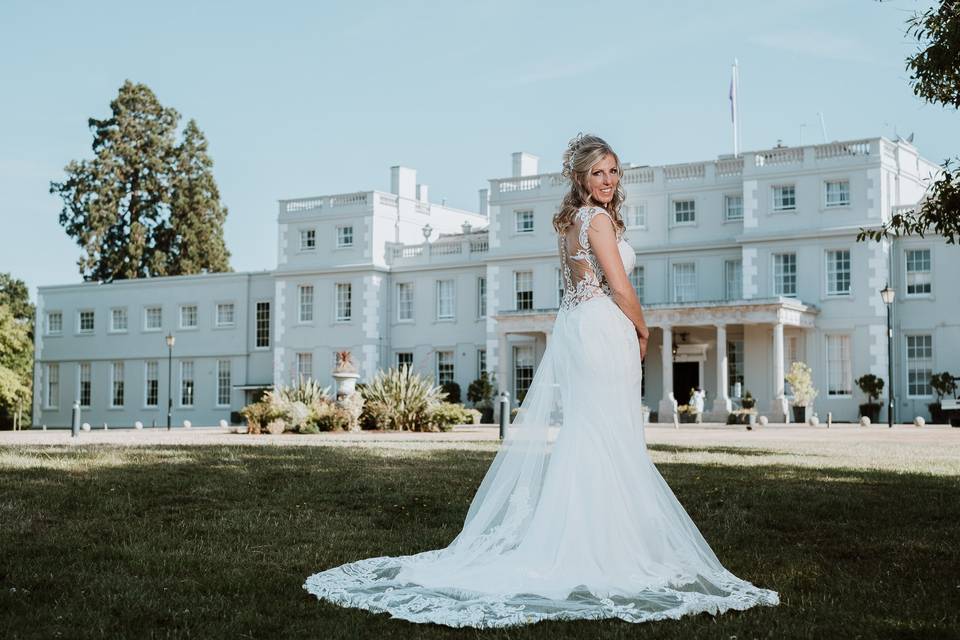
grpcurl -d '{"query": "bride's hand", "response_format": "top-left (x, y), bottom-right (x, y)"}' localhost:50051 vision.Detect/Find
top-left (637, 331), bottom-right (648, 360)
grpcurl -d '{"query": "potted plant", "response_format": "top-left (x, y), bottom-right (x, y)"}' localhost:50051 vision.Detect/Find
top-left (854, 373), bottom-right (884, 423)
top-left (467, 372), bottom-right (497, 423)
top-left (332, 350), bottom-right (360, 397)
top-left (741, 390), bottom-right (756, 426)
top-left (928, 372), bottom-right (957, 424)
top-left (784, 362), bottom-right (818, 423)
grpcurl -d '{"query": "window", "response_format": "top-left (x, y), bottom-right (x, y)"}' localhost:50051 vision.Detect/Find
top-left (179, 304), bottom-right (198, 329)
top-left (296, 352), bottom-right (313, 382)
top-left (515, 210), bottom-right (534, 233)
top-left (216, 359), bottom-right (231, 406)
top-left (906, 335), bottom-right (933, 397)
top-left (110, 362), bottom-right (124, 408)
top-left (728, 340), bottom-right (744, 397)
top-left (216, 303), bottom-right (235, 327)
top-left (905, 249), bottom-right (932, 296)
top-left (110, 308), bottom-right (127, 332)
top-left (144, 306), bottom-right (162, 331)
top-left (477, 277), bottom-right (487, 317)
top-left (556, 268), bottom-right (564, 306)
top-left (337, 225), bottom-right (354, 247)
top-left (477, 348), bottom-right (487, 377)
top-left (515, 271), bottom-right (533, 310)
top-left (300, 228), bottom-right (316, 250)
top-left (396, 352), bottom-right (413, 369)
top-left (826, 335), bottom-right (852, 396)
top-left (397, 283), bottom-right (414, 321)
top-left (629, 265), bottom-right (645, 302)
top-left (335, 283), bottom-right (352, 322)
top-left (78, 310), bottom-right (94, 334)
top-left (826, 250), bottom-right (851, 296)
top-left (772, 185), bottom-right (796, 211)
top-left (825, 180), bottom-right (850, 207)
top-left (255, 302), bottom-right (270, 348)
top-left (436, 351), bottom-right (455, 385)
top-left (180, 360), bottom-right (194, 407)
top-left (725, 259), bottom-right (742, 300)
top-left (514, 345), bottom-right (534, 403)
top-left (773, 253), bottom-right (797, 297)
top-left (45, 363), bottom-right (59, 408)
top-left (627, 203), bottom-right (647, 227)
top-left (46, 311), bottom-right (62, 335)
top-left (437, 280), bottom-right (455, 320)
top-left (673, 199), bottom-right (696, 224)
top-left (145, 361), bottom-right (159, 407)
top-left (78, 363), bottom-right (91, 408)
top-left (672, 263), bottom-right (696, 302)
top-left (724, 194), bottom-right (744, 221)
top-left (298, 285), bottom-right (314, 323)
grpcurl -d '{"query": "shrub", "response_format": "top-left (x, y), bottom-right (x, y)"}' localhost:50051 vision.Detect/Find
top-left (440, 381), bottom-right (461, 404)
top-left (360, 400), bottom-right (392, 430)
top-left (464, 408), bottom-right (482, 425)
top-left (312, 402), bottom-right (352, 432)
top-left (361, 365), bottom-right (447, 431)
top-left (298, 422), bottom-right (320, 435)
top-left (240, 401), bottom-right (286, 435)
top-left (855, 374), bottom-right (884, 404)
top-left (930, 372), bottom-right (957, 401)
top-left (741, 390), bottom-right (756, 409)
top-left (467, 372), bottom-right (495, 404)
top-left (266, 378), bottom-right (331, 406)
top-left (727, 408), bottom-right (757, 425)
top-left (426, 402), bottom-right (472, 432)
top-left (785, 362), bottom-right (818, 407)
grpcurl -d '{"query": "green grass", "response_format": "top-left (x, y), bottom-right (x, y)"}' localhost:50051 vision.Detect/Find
top-left (1, 442), bottom-right (958, 639)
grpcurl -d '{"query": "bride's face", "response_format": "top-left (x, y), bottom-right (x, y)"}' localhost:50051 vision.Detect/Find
top-left (585, 153), bottom-right (619, 205)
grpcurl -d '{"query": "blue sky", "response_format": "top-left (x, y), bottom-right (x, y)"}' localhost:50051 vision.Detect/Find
top-left (1, 0), bottom-right (956, 299)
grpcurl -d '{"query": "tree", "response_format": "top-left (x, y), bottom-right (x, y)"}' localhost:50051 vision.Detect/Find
top-left (0, 273), bottom-right (34, 326)
top-left (0, 305), bottom-right (33, 428)
top-left (50, 80), bottom-right (231, 281)
top-left (860, 1), bottom-right (960, 244)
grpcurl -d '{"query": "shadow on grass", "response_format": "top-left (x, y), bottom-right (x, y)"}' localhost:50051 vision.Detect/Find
top-left (0, 444), bottom-right (958, 639)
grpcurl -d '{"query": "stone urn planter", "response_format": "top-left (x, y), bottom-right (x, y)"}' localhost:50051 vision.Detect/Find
top-left (332, 350), bottom-right (360, 398)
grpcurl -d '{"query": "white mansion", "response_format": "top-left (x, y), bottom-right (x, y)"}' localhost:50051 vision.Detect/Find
top-left (33, 136), bottom-right (957, 427)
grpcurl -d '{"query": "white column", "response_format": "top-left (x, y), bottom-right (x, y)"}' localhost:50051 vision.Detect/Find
top-left (713, 324), bottom-right (732, 414)
top-left (770, 321), bottom-right (787, 420)
top-left (658, 326), bottom-right (677, 419)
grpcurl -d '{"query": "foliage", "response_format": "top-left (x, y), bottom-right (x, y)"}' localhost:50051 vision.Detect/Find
top-left (0, 305), bottom-right (33, 424)
top-left (359, 400), bottom-right (393, 431)
top-left (335, 392), bottom-right (364, 431)
top-left (266, 378), bottom-right (330, 406)
top-left (360, 365), bottom-right (446, 431)
top-left (49, 80), bottom-right (231, 281)
top-left (740, 390), bottom-right (756, 409)
top-left (425, 403), bottom-right (472, 432)
top-left (930, 371), bottom-right (958, 401)
top-left (0, 273), bottom-right (34, 326)
top-left (467, 372), bottom-right (496, 405)
top-left (239, 401), bottom-right (286, 435)
top-left (854, 374), bottom-right (885, 405)
top-left (784, 362), bottom-right (818, 407)
top-left (310, 402), bottom-right (352, 432)
top-left (726, 408), bottom-right (758, 425)
top-left (440, 381), bottom-right (461, 404)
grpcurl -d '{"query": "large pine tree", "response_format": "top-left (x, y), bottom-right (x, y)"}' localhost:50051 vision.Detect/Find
top-left (50, 80), bottom-right (231, 281)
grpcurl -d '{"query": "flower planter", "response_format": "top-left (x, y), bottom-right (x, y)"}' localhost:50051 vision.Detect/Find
top-left (791, 405), bottom-right (807, 424)
top-left (859, 403), bottom-right (881, 423)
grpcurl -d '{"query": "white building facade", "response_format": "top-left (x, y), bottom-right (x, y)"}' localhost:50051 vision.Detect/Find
top-left (33, 138), bottom-right (958, 427)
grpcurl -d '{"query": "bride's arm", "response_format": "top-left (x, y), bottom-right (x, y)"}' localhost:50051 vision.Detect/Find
top-left (586, 214), bottom-right (650, 343)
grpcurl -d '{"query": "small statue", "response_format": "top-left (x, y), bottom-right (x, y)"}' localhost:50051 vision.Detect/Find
top-left (334, 350), bottom-right (358, 374)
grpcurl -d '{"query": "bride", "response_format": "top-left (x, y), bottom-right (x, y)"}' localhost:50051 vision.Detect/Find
top-left (304, 134), bottom-right (780, 628)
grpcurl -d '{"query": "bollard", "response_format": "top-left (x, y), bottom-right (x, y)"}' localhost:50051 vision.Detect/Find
top-left (499, 391), bottom-right (510, 440)
top-left (827, 411), bottom-right (832, 429)
top-left (71, 401), bottom-right (80, 438)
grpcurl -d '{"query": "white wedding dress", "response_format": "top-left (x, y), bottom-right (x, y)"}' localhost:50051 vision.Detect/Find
top-left (304, 205), bottom-right (780, 627)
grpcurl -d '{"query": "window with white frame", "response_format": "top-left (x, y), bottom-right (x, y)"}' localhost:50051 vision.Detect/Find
top-left (180, 360), bottom-right (194, 407)
top-left (513, 344), bottom-right (534, 403)
top-left (335, 283), bottom-right (352, 321)
top-left (45, 363), bottom-right (59, 408)
top-left (728, 340), bottom-right (744, 397)
top-left (824, 179), bottom-right (850, 207)
top-left (110, 361), bottom-right (124, 408)
top-left (216, 302), bottom-right (235, 327)
top-left (110, 307), bottom-right (127, 332)
top-left (46, 311), bottom-right (62, 335)
top-left (477, 348), bottom-right (487, 377)
top-left (906, 335), bottom-right (933, 397)
top-left (826, 250), bottom-right (851, 296)
top-left (336, 225), bottom-right (354, 247)
top-left (145, 361), bottom-right (159, 407)
top-left (905, 248), bottom-right (932, 295)
top-left (630, 265), bottom-right (645, 302)
top-left (179, 304), bottom-right (197, 329)
top-left (144, 306), bottom-right (162, 331)
top-left (296, 352), bottom-right (313, 382)
top-left (627, 203), bottom-right (647, 227)
top-left (436, 280), bottom-right (455, 320)
top-left (397, 283), bottom-right (414, 321)
top-left (673, 199), bottom-right (696, 224)
top-left (514, 270), bottom-right (533, 310)
top-left (216, 359), bottom-right (231, 406)
top-left (255, 302), bottom-right (270, 348)
top-left (772, 184), bottom-right (796, 211)
top-left (436, 351), bottom-right (455, 385)
top-left (826, 335), bottom-right (852, 396)
top-left (515, 210), bottom-right (534, 233)
top-left (396, 352), bottom-right (413, 369)
top-left (773, 253), bottom-right (797, 297)
top-left (672, 263), bottom-right (696, 302)
top-left (477, 277), bottom-right (486, 317)
top-left (725, 259), bottom-right (742, 300)
top-left (78, 362), bottom-right (91, 407)
top-left (78, 310), bottom-right (94, 334)
top-left (299, 228), bottom-right (316, 250)
top-left (724, 194), bottom-right (744, 221)
top-left (298, 285), bottom-right (314, 323)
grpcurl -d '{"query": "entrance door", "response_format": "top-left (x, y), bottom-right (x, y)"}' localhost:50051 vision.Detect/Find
top-left (673, 362), bottom-right (699, 406)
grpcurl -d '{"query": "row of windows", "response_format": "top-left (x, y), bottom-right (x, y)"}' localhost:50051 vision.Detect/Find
top-left (297, 284), bottom-right (353, 323)
top-left (299, 225), bottom-right (354, 251)
top-left (391, 278), bottom-right (488, 323)
top-left (42, 360), bottom-right (233, 410)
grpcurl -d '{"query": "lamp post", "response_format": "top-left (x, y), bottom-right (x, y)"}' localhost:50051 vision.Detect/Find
top-left (880, 284), bottom-right (895, 429)
top-left (165, 333), bottom-right (175, 431)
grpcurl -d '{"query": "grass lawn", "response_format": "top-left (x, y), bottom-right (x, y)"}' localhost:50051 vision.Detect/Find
top-left (1, 438), bottom-right (958, 639)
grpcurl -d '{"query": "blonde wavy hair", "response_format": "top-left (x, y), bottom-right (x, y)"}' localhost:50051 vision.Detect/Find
top-left (552, 133), bottom-right (626, 235)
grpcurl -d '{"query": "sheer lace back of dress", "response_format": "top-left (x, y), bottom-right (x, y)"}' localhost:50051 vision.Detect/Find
top-left (559, 206), bottom-right (623, 312)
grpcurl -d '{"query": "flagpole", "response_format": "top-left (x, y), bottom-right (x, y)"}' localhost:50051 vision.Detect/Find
top-left (731, 59), bottom-right (740, 157)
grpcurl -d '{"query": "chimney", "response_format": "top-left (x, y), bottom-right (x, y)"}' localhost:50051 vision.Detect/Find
top-left (511, 151), bottom-right (539, 177)
top-left (478, 188), bottom-right (489, 217)
top-left (416, 183), bottom-right (429, 203)
top-left (390, 166), bottom-right (417, 200)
